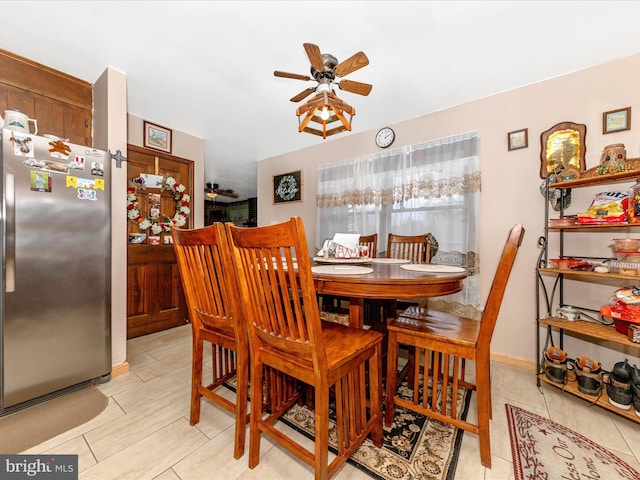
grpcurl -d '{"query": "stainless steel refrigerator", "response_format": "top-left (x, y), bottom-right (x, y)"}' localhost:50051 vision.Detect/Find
top-left (0, 128), bottom-right (111, 415)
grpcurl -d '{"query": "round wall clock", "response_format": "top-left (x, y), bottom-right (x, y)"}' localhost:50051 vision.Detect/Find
top-left (375, 127), bottom-right (395, 148)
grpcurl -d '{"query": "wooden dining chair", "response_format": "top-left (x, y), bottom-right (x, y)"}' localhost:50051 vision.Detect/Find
top-left (384, 224), bottom-right (524, 468)
top-left (386, 233), bottom-right (430, 263)
top-left (379, 233), bottom-right (434, 320)
top-left (227, 217), bottom-right (383, 480)
top-left (359, 233), bottom-right (378, 258)
top-left (171, 223), bottom-right (250, 460)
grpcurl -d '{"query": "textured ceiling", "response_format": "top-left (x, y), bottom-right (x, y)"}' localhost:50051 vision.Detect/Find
top-left (3, 1), bottom-right (640, 200)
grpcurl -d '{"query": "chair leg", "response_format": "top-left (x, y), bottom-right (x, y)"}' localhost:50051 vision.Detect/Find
top-left (385, 331), bottom-right (399, 427)
top-left (370, 343), bottom-right (384, 447)
top-left (476, 362), bottom-right (492, 468)
top-left (190, 338), bottom-right (203, 425)
top-left (233, 348), bottom-right (249, 459)
top-left (314, 383), bottom-right (330, 480)
top-left (248, 360), bottom-right (264, 470)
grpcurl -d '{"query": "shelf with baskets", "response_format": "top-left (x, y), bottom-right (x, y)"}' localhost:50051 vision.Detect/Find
top-left (537, 170), bottom-right (640, 423)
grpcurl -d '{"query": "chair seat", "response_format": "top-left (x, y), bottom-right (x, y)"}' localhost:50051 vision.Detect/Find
top-left (258, 322), bottom-right (383, 385)
top-left (322, 322), bottom-right (384, 371)
top-left (390, 308), bottom-right (480, 348)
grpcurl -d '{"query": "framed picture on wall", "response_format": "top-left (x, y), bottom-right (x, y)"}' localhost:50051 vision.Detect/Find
top-left (273, 170), bottom-right (303, 203)
top-left (603, 107), bottom-right (631, 134)
top-left (507, 128), bottom-right (528, 151)
top-left (143, 121), bottom-right (172, 153)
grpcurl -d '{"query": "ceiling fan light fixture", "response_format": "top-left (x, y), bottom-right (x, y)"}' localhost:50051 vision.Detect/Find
top-left (296, 91), bottom-right (354, 139)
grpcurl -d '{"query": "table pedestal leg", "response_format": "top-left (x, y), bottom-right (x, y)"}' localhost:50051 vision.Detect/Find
top-left (349, 297), bottom-right (364, 329)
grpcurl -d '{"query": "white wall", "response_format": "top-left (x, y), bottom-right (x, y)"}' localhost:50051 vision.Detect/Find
top-left (93, 67), bottom-right (128, 368)
top-left (258, 52), bottom-right (640, 368)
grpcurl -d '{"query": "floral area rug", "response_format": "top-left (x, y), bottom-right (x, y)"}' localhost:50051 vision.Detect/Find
top-left (225, 374), bottom-right (470, 479)
top-left (505, 404), bottom-right (640, 480)
top-left (279, 377), bottom-right (471, 480)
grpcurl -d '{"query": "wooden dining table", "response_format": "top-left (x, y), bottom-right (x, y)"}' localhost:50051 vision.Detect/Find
top-left (311, 259), bottom-right (467, 329)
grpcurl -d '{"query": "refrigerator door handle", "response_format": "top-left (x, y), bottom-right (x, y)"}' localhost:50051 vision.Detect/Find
top-left (5, 172), bottom-right (15, 292)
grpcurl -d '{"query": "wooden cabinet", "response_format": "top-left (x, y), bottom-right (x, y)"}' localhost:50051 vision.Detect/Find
top-left (536, 167), bottom-right (640, 423)
top-left (0, 49), bottom-right (92, 145)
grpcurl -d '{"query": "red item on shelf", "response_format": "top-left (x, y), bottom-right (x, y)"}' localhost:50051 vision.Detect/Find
top-left (600, 301), bottom-right (640, 334)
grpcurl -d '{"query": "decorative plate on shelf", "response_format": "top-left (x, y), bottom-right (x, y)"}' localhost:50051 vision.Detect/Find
top-left (312, 256), bottom-right (371, 265)
top-left (400, 264), bottom-right (466, 273)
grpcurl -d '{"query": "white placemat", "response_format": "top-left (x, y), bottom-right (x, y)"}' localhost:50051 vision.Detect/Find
top-left (312, 256), bottom-right (371, 265)
top-left (400, 264), bottom-right (466, 273)
top-left (311, 265), bottom-right (374, 275)
top-left (371, 258), bottom-right (411, 264)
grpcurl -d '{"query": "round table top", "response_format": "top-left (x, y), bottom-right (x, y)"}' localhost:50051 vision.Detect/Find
top-left (311, 260), bottom-right (467, 300)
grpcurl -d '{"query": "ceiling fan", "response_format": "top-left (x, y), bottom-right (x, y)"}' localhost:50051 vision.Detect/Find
top-left (205, 182), bottom-right (239, 200)
top-left (274, 43), bottom-right (372, 103)
top-left (274, 43), bottom-right (372, 138)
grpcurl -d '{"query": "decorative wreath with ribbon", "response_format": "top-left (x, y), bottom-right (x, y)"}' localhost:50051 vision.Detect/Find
top-left (127, 176), bottom-right (190, 234)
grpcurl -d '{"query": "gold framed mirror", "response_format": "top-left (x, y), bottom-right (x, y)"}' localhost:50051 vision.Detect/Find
top-left (539, 122), bottom-right (586, 179)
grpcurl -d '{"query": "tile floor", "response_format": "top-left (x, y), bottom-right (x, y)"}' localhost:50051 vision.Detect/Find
top-left (23, 324), bottom-right (640, 479)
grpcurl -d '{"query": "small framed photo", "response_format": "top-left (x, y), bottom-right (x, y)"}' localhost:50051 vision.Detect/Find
top-left (507, 128), bottom-right (528, 151)
top-left (603, 107), bottom-right (631, 134)
top-left (273, 170), bottom-right (303, 203)
top-left (143, 121), bottom-right (172, 153)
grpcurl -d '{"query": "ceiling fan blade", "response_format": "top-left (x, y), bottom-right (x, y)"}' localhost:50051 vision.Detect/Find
top-left (334, 51), bottom-right (369, 77)
top-left (303, 43), bottom-right (324, 72)
top-left (217, 189), bottom-right (239, 199)
top-left (338, 79), bottom-right (373, 96)
top-left (274, 70), bottom-right (312, 81)
top-left (290, 87), bottom-right (317, 102)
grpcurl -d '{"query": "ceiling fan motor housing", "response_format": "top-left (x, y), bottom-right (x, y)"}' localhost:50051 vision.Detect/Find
top-left (311, 54), bottom-right (338, 81)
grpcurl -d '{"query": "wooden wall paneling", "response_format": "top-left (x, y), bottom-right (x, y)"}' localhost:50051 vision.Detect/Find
top-left (6, 85), bottom-right (36, 118)
top-left (0, 82), bottom-right (8, 112)
top-left (34, 95), bottom-right (63, 136)
top-left (0, 49), bottom-right (92, 145)
top-left (0, 49), bottom-right (92, 108)
top-left (62, 103), bottom-right (91, 145)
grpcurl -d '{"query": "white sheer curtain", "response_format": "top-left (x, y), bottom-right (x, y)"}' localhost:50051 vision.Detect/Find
top-left (316, 131), bottom-right (481, 314)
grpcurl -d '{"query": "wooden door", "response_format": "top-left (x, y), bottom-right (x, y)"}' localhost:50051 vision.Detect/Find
top-left (126, 145), bottom-right (193, 338)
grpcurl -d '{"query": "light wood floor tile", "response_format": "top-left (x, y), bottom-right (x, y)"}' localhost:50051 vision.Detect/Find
top-left (85, 388), bottom-right (191, 462)
top-left (112, 365), bottom-right (191, 412)
top-left (40, 434), bottom-right (97, 473)
top-left (153, 468), bottom-right (181, 480)
top-left (80, 418), bottom-right (208, 480)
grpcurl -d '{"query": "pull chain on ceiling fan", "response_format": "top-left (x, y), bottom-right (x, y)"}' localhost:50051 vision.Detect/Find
top-left (274, 43), bottom-right (372, 138)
